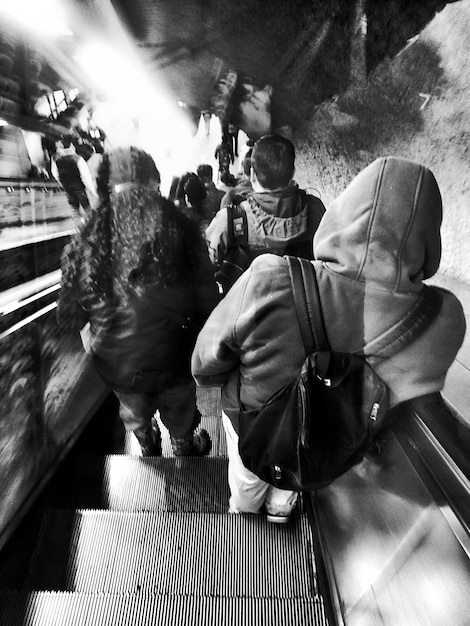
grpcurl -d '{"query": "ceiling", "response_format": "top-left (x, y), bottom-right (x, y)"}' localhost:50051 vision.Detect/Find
top-left (105, 0), bottom-right (456, 129)
top-left (0, 0), bottom-right (458, 138)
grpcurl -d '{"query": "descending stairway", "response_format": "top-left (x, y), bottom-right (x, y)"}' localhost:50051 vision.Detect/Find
top-left (0, 389), bottom-right (328, 625)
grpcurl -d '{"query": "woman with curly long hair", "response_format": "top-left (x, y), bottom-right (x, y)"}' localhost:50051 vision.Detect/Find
top-left (57, 146), bottom-right (220, 456)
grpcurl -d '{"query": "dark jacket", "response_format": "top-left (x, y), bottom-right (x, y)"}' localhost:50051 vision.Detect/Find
top-left (201, 181), bottom-right (225, 221)
top-left (56, 153), bottom-right (86, 191)
top-left (58, 227), bottom-right (220, 392)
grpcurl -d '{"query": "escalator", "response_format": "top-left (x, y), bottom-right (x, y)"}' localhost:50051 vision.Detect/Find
top-left (0, 389), bottom-right (328, 626)
top-left (1, 375), bottom-right (470, 624)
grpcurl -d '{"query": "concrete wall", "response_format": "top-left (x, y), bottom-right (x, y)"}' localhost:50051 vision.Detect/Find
top-left (293, 0), bottom-right (470, 285)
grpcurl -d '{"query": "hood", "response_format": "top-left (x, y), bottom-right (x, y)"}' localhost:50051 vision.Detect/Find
top-left (247, 183), bottom-right (310, 245)
top-left (313, 157), bottom-right (442, 293)
top-left (250, 181), bottom-right (301, 217)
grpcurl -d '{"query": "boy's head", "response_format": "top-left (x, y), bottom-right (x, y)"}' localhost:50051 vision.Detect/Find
top-left (196, 164), bottom-right (213, 183)
top-left (251, 135), bottom-right (295, 190)
top-left (184, 174), bottom-right (207, 206)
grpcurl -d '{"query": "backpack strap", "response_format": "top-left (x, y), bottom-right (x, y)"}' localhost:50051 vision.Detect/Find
top-left (286, 255), bottom-right (442, 360)
top-left (287, 255), bottom-right (327, 354)
top-left (227, 202), bottom-right (248, 250)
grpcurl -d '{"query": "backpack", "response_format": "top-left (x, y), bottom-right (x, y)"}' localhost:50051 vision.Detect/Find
top-left (214, 203), bottom-right (252, 294)
top-left (238, 256), bottom-right (441, 492)
top-left (214, 196), bottom-right (314, 294)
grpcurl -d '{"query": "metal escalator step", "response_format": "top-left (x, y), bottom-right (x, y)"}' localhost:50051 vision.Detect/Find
top-left (0, 592), bottom-right (328, 626)
top-left (62, 456), bottom-right (230, 512)
top-left (27, 512), bottom-right (317, 598)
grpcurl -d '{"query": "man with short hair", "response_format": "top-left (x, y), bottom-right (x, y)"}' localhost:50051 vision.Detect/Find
top-left (205, 134), bottom-right (326, 270)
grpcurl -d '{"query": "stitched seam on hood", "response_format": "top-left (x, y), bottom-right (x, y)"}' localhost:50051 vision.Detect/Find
top-left (356, 158), bottom-right (387, 281)
top-left (394, 165), bottom-right (424, 291)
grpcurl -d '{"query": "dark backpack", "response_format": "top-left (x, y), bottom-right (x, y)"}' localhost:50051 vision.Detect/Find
top-left (214, 196), bottom-right (315, 294)
top-left (214, 203), bottom-right (252, 294)
top-left (238, 256), bottom-right (441, 492)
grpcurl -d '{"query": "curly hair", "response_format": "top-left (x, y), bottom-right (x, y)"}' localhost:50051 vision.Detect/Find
top-left (77, 147), bottom-right (204, 304)
top-left (129, 197), bottom-right (206, 290)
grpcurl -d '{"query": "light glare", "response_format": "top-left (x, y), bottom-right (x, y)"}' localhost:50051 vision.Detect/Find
top-left (0, 0), bottom-right (72, 37)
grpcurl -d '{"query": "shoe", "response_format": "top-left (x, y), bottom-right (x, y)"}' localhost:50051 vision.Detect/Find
top-left (266, 512), bottom-right (291, 524)
top-left (133, 417), bottom-right (162, 457)
top-left (265, 492), bottom-right (297, 524)
top-left (170, 428), bottom-right (212, 456)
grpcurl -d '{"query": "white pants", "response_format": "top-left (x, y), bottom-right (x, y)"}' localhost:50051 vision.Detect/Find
top-left (222, 412), bottom-right (298, 516)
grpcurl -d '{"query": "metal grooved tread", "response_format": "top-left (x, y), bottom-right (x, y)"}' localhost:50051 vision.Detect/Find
top-left (0, 593), bottom-right (328, 626)
top-left (27, 512), bottom-right (317, 598)
top-left (63, 456), bottom-right (230, 512)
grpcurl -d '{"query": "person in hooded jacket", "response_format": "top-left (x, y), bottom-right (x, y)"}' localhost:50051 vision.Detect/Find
top-left (57, 146), bottom-right (220, 457)
top-left (205, 134), bottom-right (326, 274)
top-left (192, 156), bottom-right (466, 523)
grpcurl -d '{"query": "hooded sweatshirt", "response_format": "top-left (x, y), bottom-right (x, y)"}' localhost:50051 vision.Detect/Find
top-left (192, 156), bottom-right (466, 432)
top-left (205, 182), bottom-right (325, 266)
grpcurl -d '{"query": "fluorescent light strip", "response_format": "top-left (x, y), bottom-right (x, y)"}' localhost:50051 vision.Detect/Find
top-left (0, 283), bottom-right (61, 316)
top-left (0, 302), bottom-right (57, 340)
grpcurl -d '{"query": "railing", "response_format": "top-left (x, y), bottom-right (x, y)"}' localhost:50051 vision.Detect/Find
top-left (309, 394), bottom-right (470, 625)
top-left (0, 178), bottom-right (75, 252)
top-left (0, 189), bottom-right (106, 551)
top-left (0, 270), bottom-right (61, 339)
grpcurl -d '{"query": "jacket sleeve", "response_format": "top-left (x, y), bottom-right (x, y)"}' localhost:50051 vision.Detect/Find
top-left (219, 189), bottom-right (233, 210)
top-left (307, 193), bottom-right (327, 235)
top-left (192, 254), bottom-right (304, 403)
top-left (56, 239), bottom-right (89, 330)
top-left (205, 207), bottom-right (229, 266)
top-left (191, 268), bottom-right (250, 387)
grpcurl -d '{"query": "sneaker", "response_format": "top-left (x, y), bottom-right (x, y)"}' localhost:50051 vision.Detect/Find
top-left (265, 492), bottom-right (297, 524)
top-left (266, 512), bottom-right (291, 525)
top-left (133, 418), bottom-right (162, 457)
top-left (170, 428), bottom-right (212, 457)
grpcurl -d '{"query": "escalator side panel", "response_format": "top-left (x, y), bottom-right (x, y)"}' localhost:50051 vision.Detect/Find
top-left (310, 427), bottom-right (470, 626)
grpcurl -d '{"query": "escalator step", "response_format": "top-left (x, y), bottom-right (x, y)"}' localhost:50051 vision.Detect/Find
top-left (26, 512), bottom-right (317, 598)
top-left (58, 456), bottom-right (230, 512)
top-left (0, 592), bottom-right (328, 626)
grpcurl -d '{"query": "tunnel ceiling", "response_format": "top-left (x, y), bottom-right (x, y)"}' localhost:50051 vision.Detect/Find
top-left (0, 0), bottom-right (459, 137)
top-left (106, 0), bottom-right (457, 131)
